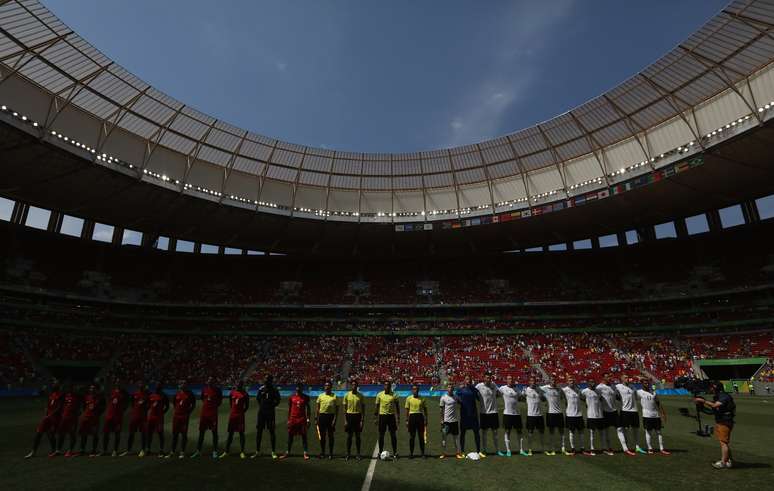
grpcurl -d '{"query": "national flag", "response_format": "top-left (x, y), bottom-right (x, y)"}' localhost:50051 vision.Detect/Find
top-left (575, 194), bottom-right (586, 205)
top-left (597, 189), bottom-right (610, 199)
top-left (471, 218), bottom-right (481, 226)
top-left (492, 215), bottom-right (500, 223)
top-left (395, 225), bottom-right (405, 232)
top-left (521, 209), bottom-right (531, 217)
top-left (423, 223), bottom-right (433, 231)
top-left (500, 214), bottom-right (512, 222)
top-left (532, 207), bottom-right (543, 216)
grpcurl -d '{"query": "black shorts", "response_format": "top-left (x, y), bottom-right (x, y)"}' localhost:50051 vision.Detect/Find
top-left (619, 411), bottom-right (640, 428)
top-left (345, 413), bottom-right (362, 433)
top-left (318, 413), bottom-right (335, 431)
top-left (442, 421), bottom-right (459, 436)
top-left (256, 412), bottom-right (275, 430)
top-left (587, 418), bottom-right (605, 431)
top-left (565, 416), bottom-right (585, 431)
top-left (546, 413), bottom-right (564, 430)
top-left (460, 417), bottom-right (479, 432)
top-left (503, 414), bottom-right (522, 431)
top-left (378, 414), bottom-right (397, 433)
top-left (603, 411), bottom-right (618, 428)
top-left (408, 413), bottom-right (425, 434)
top-left (643, 417), bottom-right (662, 431)
top-left (479, 413), bottom-right (499, 430)
top-left (526, 416), bottom-right (544, 431)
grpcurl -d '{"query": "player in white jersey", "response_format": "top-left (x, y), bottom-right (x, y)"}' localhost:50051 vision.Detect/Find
top-left (475, 372), bottom-right (500, 456)
top-left (539, 379), bottom-right (565, 456)
top-left (580, 383), bottom-right (604, 456)
top-left (498, 375), bottom-right (527, 457)
top-left (637, 380), bottom-right (671, 455)
top-left (595, 374), bottom-right (618, 455)
top-left (561, 377), bottom-right (585, 456)
top-left (523, 378), bottom-right (545, 456)
top-left (616, 375), bottom-right (646, 456)
top-left (438, 383), bottom-right (463, 459)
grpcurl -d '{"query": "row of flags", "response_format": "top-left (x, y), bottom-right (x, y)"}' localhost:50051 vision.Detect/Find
top-left (395, 156), bottom-right (704, 233)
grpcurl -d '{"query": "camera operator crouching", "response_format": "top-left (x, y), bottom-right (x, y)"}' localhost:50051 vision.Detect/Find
top-left (694, 381), bottom-right (736, 469)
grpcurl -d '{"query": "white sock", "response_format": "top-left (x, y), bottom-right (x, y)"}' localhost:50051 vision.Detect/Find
top-left (568, 431), bottom-right (575, 450)
top-left (589, 430), bottom-right (595, 451)
top-left (442, 435), bottom-right (447, 451)
top-left (617, 427), bottom-right (629, 451)
top-left (504, 431), bottom-right (511, 452)
top-left (518, 433), bottom-right (524, 452)
top-left (632, 428), bottom-right (641, 448)
top-left (455, 435), bottom-right (461, 453)
top-left (657, 431), bottom-right (664, 451)
top-left (561, 432), bottom-right (566, 450)
top-left (492, 430), bottom-right (499, 451)
top-left (645, 430), bottom-right (653, 450)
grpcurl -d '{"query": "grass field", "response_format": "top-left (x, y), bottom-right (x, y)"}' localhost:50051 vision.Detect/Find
top-left (2, 395), bottom-right (773, 490)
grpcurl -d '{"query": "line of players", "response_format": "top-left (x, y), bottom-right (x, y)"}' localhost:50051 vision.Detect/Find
top-left (24, 372), bottom-right (669, 460)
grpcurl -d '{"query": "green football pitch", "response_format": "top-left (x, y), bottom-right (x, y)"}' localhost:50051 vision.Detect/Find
top-left (2, 396), bottom-right (773, 491)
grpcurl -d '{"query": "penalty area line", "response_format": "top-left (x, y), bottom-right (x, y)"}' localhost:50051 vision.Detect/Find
top-left (360, 442), bottom-right (380, 491)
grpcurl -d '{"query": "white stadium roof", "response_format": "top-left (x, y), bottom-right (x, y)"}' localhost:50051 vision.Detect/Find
top-left (1, 0), bottom-right (774, 223)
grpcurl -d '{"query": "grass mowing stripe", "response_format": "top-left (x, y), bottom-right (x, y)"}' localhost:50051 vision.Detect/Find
top-left (360, 442), bottom-right (380, 491)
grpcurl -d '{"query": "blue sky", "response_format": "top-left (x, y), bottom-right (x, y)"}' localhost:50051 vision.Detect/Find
top-left (45, 0), bottom-right (729, 153)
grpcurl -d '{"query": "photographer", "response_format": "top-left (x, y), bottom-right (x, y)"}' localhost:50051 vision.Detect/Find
top-left (694, 381), bottom-right (735, 469)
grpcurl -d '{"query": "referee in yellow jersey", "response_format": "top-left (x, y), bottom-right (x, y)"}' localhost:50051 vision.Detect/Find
top-left (374, 380), bottom-right (400, 459)
top-left (316, 381), bottom-right (338, 460)
top-left (343, 380), bottom-right (365, 460)
top-left (405, 384), bottom-right (428, 459)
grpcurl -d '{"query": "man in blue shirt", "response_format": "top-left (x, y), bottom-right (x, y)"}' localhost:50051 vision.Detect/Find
top-left (455, 376), bottom-right (484, 458)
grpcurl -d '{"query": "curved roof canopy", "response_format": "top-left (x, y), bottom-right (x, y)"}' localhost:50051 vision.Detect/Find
top-left (1, 0), bottom-right (774, 223)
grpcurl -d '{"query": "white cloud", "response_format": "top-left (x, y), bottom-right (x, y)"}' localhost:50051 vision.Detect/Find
top-left (442, 0), bottom-right (577, 148)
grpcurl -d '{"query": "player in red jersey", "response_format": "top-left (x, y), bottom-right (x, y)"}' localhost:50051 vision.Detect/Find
top-left (101, 381), bottom-right (129, 456)
top-left (191, 377), bottom-right (223, 459)
top-left (56, 382), bottom-right (81, 457)
top-left (144, 384), bottom-right (170, 457)
top-left (171, 380), bottom-right (196, 458)
top-left (279, 383), bottom-right (311, 460)
top-left (77, 383), bottom-right (105, 457)
top-left (220, 380), bottom-right (250, 458)
top-left (25, 380), bottom-right (63, 458)
top-left (120, 381), bottom-right (149, 457)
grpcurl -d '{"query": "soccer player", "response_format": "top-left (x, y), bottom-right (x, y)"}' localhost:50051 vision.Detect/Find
top-left (78, 383), bottom-right (105, 457)
top-left (374, 380), bottom-right (400, 459)
top-left (475, 372), bottom-right (500, 456)
top-left (616, 375), bottom-right (646, 456)
top-left (439, 383), bottom-right (462, 459)
top-left (316, 380), bottom-right (339, 459)
top-left (102, 381), bottom-right (128, 456)
top-left (498, 375), bottom-right (526, 457)
top-left (222, 380), bottom-right (249, 458)
top-left (56, 382), bottom-right (81, 457)
top-left (455, 376), bottom-right (482, 457)
top-left (561, 377), bottom-right (585, 456)
top-left (25, 380), bottom-right (64, 458)
top-left (121, 381), bottom-right (149, 457)
top-left (145, 383), bottom-right (169, 457)
top-left (523, 378), bottom-right (545, 456)
top-left (343, 379), bottom-right (365, 460)
top-left (192, 377), bottom-right (223, 459)
top-left (281, 383), bottom-right (311, 460)
top-left (539, 378), bottom-right (564, 456)
top-left (405, 383), bottom-right (428, 459)
top-left (581, 381), bottom-right (604, 456)
top-left (171, 380), bottom-right (196, 458)
top-left (637, 380), bottom-right (670, 455)
top-left (595, 374), bottom-right (618, 455)
top-left (254, 374), bottom-right (281, 459)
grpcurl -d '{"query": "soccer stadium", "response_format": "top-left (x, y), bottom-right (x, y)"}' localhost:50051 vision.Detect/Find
top-left (2, 0), bottom-right (774, 489)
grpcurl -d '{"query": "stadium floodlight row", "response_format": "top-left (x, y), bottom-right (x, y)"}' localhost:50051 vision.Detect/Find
top-left (1, 0), bottom-right (774, 223)
top-left (25, 376), bottom-right (671, 461)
